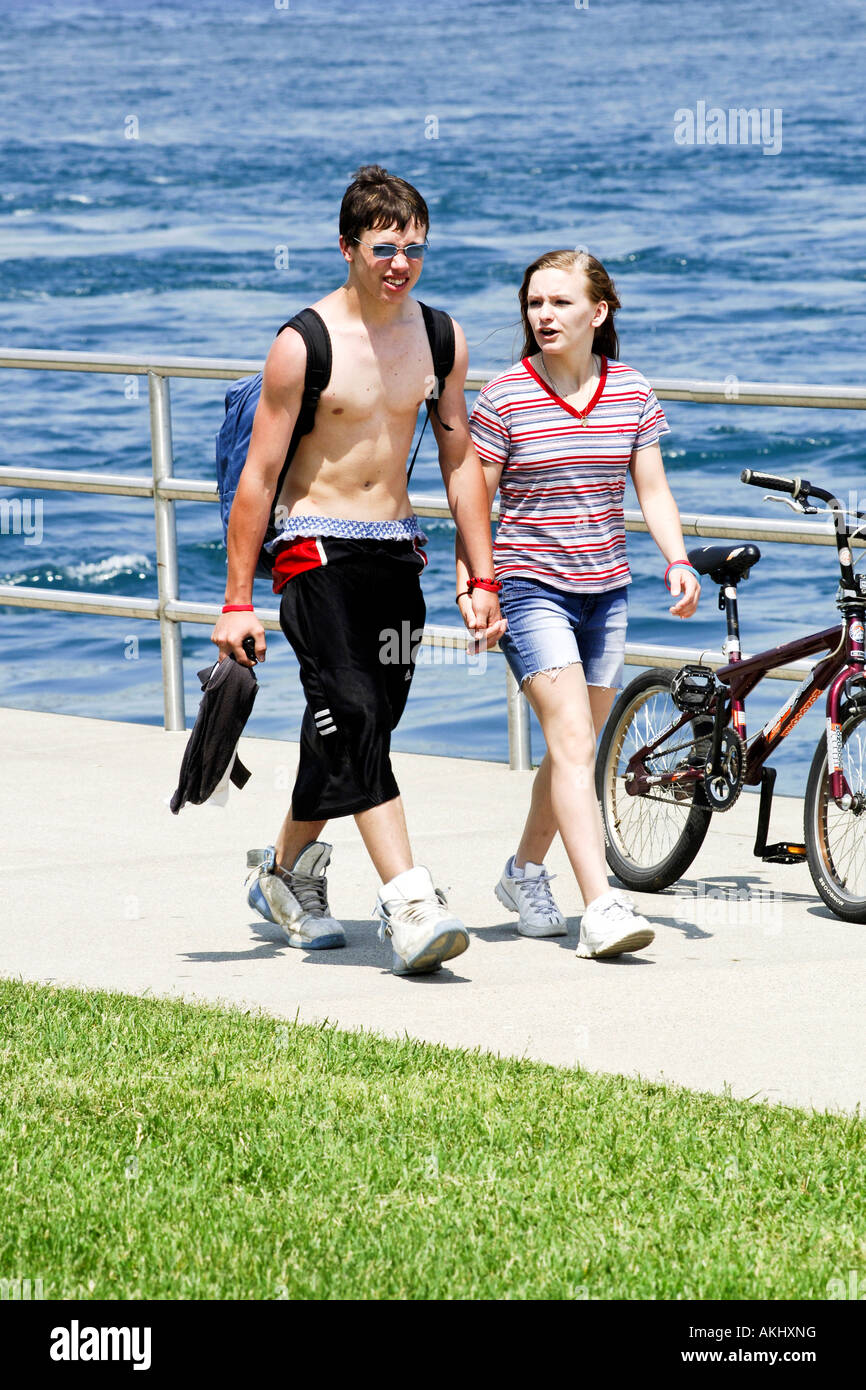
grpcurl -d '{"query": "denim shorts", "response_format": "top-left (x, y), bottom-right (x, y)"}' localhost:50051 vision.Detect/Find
top-left (498, 577), bottom-right (629, 690)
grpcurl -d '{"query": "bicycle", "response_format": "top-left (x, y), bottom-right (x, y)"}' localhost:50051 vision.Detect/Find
top-left (596, 470), bottom-right (866, 922)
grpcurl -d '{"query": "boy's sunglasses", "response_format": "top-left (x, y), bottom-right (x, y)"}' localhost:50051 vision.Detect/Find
top-left (352, 237), bottom-right (428, 261)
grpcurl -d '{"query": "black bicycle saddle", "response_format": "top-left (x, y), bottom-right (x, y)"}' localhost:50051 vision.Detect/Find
top-left (687, 543), bottom-right (761, 585)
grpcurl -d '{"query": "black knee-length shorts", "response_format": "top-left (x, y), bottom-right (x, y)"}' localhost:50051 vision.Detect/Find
top-left (278, 537), bottom-right (426, 820)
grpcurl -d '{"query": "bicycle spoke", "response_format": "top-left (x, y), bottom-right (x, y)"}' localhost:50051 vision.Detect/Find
top-left (606, 685), bottom-right (704, 870)
top-left (819, 720), bottom-right (866, 901)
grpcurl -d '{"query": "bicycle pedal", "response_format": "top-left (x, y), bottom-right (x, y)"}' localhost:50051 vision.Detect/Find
top-left (761, 842), bottom-right (807, 864)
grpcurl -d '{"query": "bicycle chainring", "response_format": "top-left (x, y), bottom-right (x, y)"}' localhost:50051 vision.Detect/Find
top-left (702, 728), bottom-right (747, 811)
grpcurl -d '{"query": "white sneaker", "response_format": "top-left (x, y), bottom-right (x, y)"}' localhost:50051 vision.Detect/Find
top-left (374, 866), bottom-right (470, 975)
top-left (495, 856), bottom-right (567, 938)
top-left (247, 842), bottom-right (346, 950)
top-left (575, 888), bottom-right (654, 959)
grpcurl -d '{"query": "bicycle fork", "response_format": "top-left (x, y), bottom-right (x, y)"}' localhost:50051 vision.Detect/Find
top-left (825, 610), bottom-right (866, 809)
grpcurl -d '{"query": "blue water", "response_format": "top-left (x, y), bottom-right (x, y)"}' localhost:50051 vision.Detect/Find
top-left (2, 0), bottom-right (866, 794)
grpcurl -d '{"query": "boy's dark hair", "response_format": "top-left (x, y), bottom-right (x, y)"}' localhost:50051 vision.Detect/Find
top-left (340, 165), bottom-right (429, 246)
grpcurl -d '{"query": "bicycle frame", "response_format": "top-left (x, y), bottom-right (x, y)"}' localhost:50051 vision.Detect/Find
top-left (604, 471), bottom-right (866, 917)
top-left (625, 618), bottom-right (863, 807)
top-left (625, 580), bottom-right (866, 809)
top-left (715, 608), bottom-right (865, 798)
top-left (624, 475), bottom-right (866, 812)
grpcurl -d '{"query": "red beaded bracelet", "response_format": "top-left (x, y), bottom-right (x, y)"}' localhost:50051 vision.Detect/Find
top-left (222, 603), bottom-right (255, 613)
top-left (467, 577), bottom-right (503, 594)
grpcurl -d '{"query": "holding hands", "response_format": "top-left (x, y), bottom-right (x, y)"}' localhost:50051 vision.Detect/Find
top-left (457, 581), bottom-right (507, 651)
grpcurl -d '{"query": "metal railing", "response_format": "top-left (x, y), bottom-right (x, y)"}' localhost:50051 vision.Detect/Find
top-left (1, 345), bottom-right (865, 771)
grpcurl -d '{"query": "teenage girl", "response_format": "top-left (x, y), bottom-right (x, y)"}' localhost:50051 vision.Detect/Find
top-left (458, 249), bottom-right (700, 958)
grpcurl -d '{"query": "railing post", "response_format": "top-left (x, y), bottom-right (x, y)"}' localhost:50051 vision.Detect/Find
top-left (506, 665), bottom-right (532, 770)
top-left (148, 371), bottom-right (185, 731)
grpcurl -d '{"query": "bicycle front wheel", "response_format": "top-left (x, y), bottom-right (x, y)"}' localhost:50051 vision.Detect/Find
top-left (596, 668), bottom-right (714, 891)
top-left (804, 710), bottom-right (866, 922)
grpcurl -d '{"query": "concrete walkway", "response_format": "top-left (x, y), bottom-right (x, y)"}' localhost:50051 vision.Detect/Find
top-left (3, 707), bottom-right (864, 1114)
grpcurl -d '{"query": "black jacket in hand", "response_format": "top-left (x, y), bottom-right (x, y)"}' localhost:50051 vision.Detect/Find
top-left (170, 655), bottom-right (258, 813)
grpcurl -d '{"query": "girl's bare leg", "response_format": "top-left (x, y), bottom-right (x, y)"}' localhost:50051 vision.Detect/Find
top-left (513, 666), bottom-right (616, 905)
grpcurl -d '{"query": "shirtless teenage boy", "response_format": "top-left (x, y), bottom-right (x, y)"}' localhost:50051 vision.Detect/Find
top-left (211, 166), bottom-right (505, 976)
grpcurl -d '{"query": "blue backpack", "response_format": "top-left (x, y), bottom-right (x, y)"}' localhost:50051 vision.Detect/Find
top-left (216, 303), bottom-right (455, 579)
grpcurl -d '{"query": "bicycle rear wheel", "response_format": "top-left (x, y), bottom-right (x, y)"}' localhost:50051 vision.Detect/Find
top-left (804, 710), bottom-right (866, 922)
top-left (596, 668), bottom-right (714, 891)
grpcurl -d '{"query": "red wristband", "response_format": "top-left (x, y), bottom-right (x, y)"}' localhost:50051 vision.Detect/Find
top-left (222, 604), bottom-right (255, 613)
top-left (664, 561), bottom-right (690, 583)
top-left (664, 561), bottom-right (699, 593)
top-left (467, 577), bottom-right (503, 594)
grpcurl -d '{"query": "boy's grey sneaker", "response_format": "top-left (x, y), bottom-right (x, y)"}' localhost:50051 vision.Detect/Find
top-left (495, 855), bottom-right (567, 937)
top-left (374, 865), bottom-right (470, 975)
top-left (247, 842), bottom-right (346, 950)
top-left (575, 888), bottom-right (654, 959)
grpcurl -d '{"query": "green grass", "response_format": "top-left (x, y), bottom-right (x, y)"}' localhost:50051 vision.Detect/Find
top-left (0, 977), bottom-right (863, 1300)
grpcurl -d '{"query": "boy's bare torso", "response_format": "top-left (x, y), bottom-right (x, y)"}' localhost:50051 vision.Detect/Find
top-left (275, 287), bottom-right (436, 522)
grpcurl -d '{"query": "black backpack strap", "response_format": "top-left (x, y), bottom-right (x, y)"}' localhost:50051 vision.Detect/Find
top-left (272, 308), bottom-right (332, 505)
top-left (268, 303), bottom-right (453, 490)
top-left (418, 302), bottom-right (455, 430)
top-left (406, 303), bottom-right (456, 484)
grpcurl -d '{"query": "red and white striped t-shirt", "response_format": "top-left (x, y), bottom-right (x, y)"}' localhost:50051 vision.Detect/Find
top-left (469, 356), bottom-right (670, 593)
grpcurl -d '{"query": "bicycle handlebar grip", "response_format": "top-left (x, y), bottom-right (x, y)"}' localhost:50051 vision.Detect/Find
top-left (740, 468), bottom-right (798, 495)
